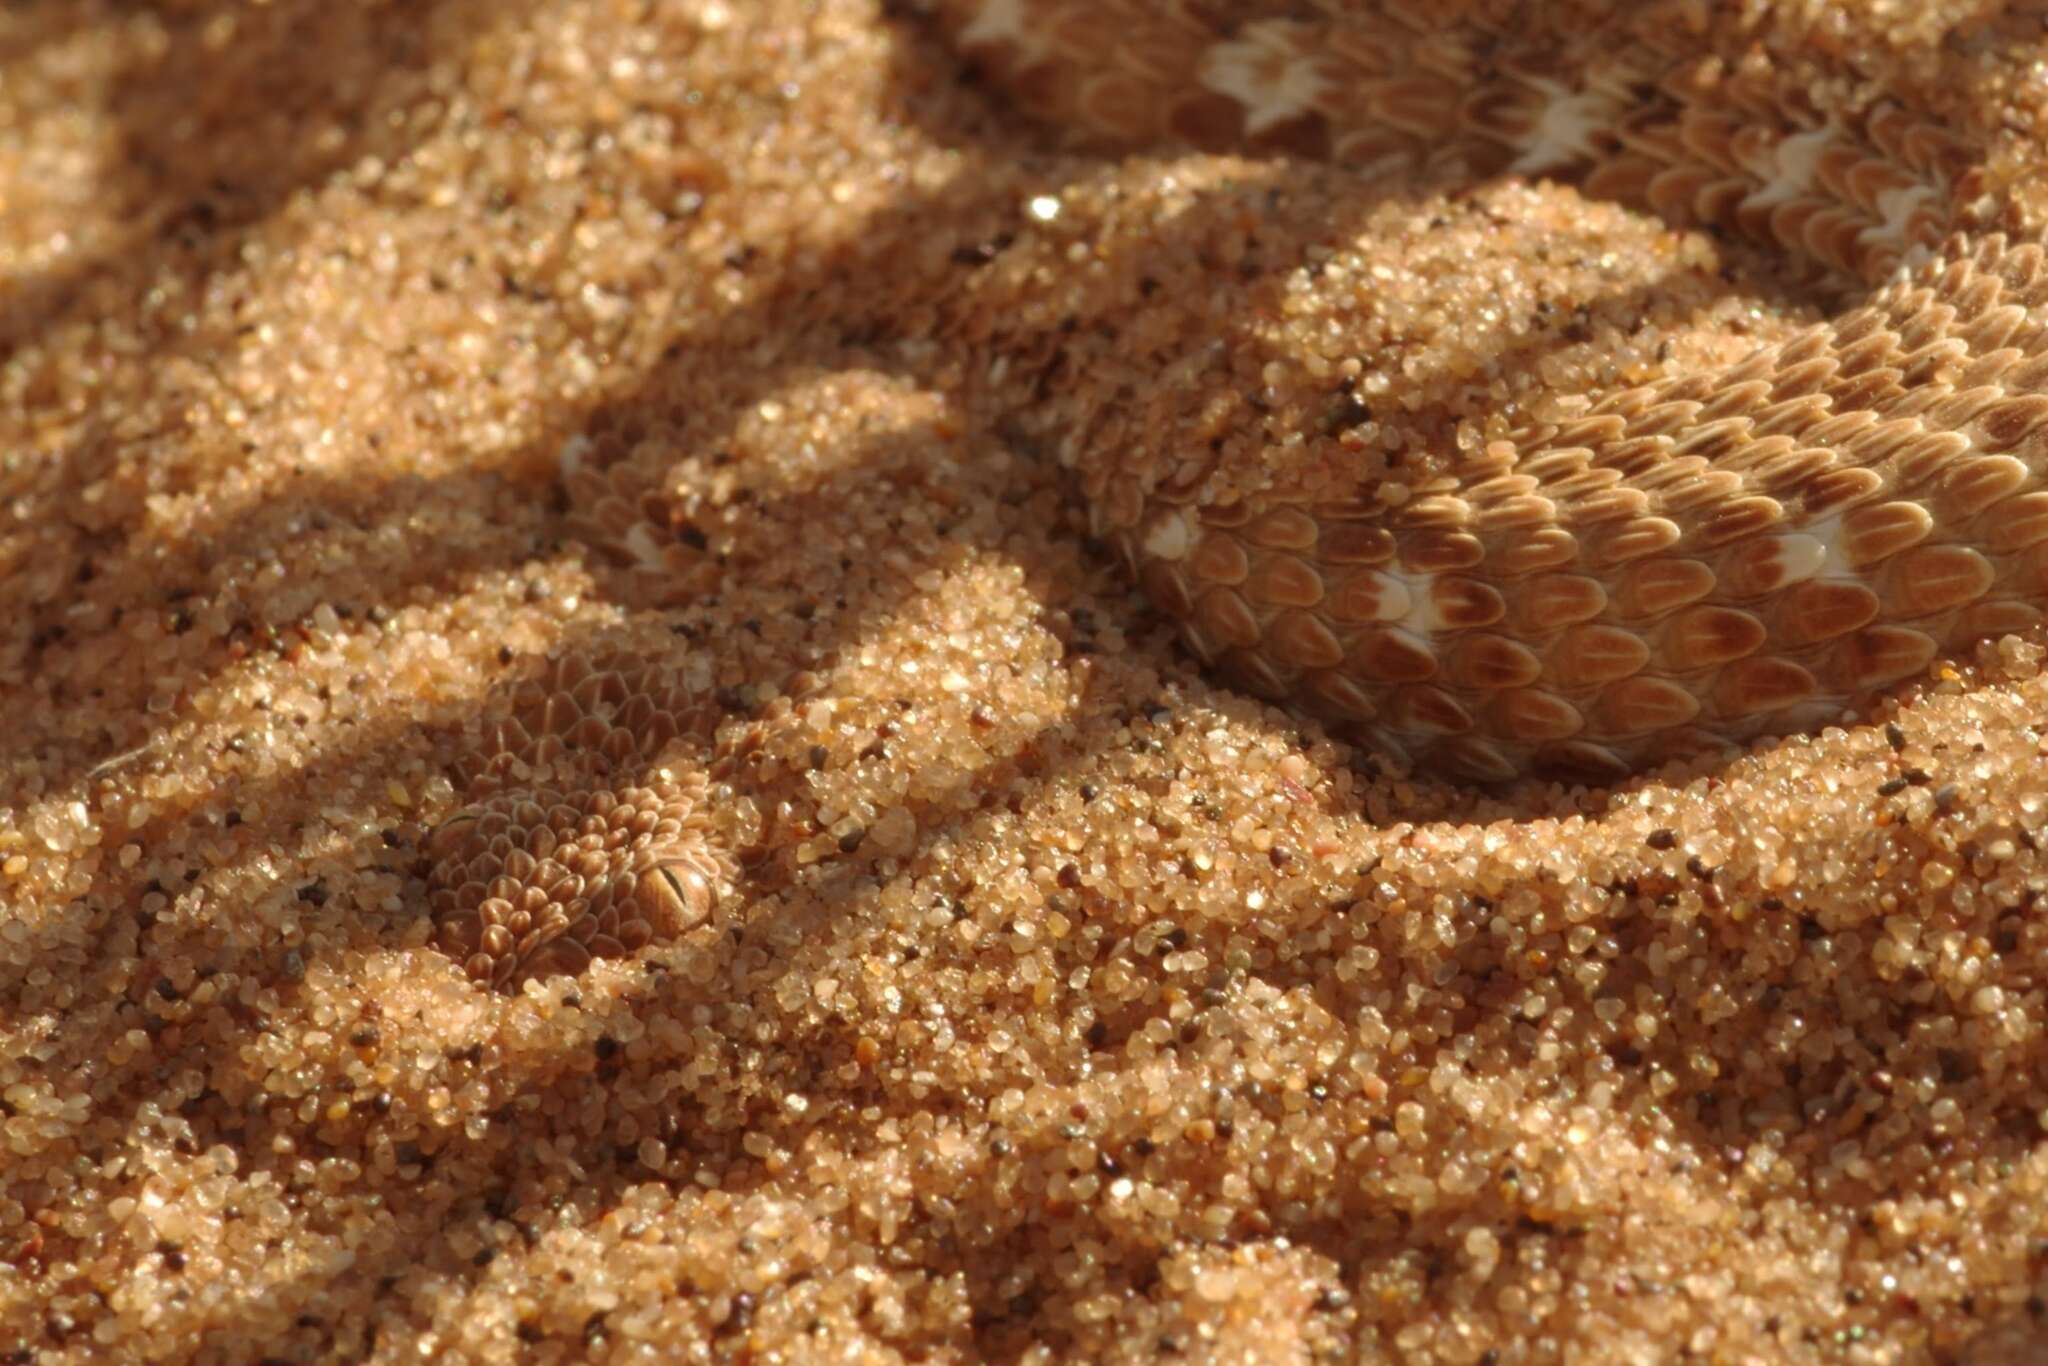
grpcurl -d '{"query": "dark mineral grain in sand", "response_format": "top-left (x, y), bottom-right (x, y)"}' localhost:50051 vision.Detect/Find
top-left (3, 1), bottom-right (2048, 1360)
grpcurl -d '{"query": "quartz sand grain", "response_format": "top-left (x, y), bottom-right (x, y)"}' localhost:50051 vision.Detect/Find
top-left (3, 1), bottom-right (2048, 1361)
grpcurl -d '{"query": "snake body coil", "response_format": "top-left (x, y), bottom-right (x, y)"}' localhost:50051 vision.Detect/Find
top-left (923, 0), bottom-right (2048, 783)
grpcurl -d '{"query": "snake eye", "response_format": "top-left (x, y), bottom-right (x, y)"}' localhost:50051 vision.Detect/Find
top-left (637, 861), bottom-right (716, 929)
top-left (428, 756), bottom-right (728, 992)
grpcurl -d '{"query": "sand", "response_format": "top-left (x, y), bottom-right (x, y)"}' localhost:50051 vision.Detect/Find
top-left (4, 0), bottom-right (2048, 1360)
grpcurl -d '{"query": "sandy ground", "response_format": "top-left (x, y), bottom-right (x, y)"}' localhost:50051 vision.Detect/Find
top-left (4, 1), bottom-right (2048, 1361)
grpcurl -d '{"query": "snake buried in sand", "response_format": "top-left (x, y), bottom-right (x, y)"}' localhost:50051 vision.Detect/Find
top-left (891, 0), bottom-right (2048, 786)
top-left (435, 0), bottom-right (2048, 988)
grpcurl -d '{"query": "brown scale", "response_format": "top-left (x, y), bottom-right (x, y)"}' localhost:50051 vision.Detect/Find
top-left (424, 651), bottom-right (735, 991)
top-left (560, 447), bottom-right (726, 607)
top-left (921, 0), bottom-right (2047, 782)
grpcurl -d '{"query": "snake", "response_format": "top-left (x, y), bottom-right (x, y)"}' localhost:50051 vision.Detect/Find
top-left (432, 0), bottom-right (2048, 988)
top-left (900, 0), bottom-right (2048, 786)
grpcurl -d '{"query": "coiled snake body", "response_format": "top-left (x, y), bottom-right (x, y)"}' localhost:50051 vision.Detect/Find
top-left (921, 0), bottom-right (2048, 784)
top-left (437, 0), bottom-right (2047, 989)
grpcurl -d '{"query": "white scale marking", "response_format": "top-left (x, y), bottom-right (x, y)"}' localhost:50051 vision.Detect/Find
top-left (1740, 124), bottom-right (1837, 212)
top-left (1863, 181), bottom-right (1937, 252)
top-left (1200, 24), bottom-right (1329, 137)
top-left (959, 0), bottom-right (1052, 67)
top-left (1799, 511), bottom-right (1859, 581)
top-left (1381, 566), bottom-right (1440, 635)
top-left (1766, 533), bottom-right (1830, 586)
top-left (1140, 507), bottom-right (1194, 561)
top-left (1509, 77), bottom-right (1628, 174)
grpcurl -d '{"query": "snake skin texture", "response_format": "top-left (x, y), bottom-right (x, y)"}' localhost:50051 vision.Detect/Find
top-left (426, 651), bottom-right (733, 991)
top-left (910, 0), bottom-right (2048, 784)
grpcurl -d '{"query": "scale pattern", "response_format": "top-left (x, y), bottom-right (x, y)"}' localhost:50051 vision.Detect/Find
top-left (917, 0), bottom-right (2048, 783)
top-left (425, 651), bottom-right (733, 992)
